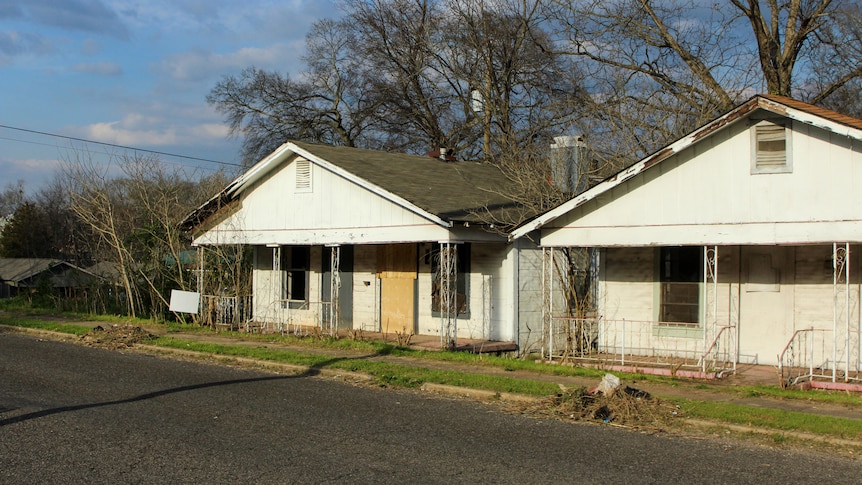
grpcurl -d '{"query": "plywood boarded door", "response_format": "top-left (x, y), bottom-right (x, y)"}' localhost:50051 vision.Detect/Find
top-left (738, 246), bottom-right (793, 365)
top-left (377, 244), bottom-right (417, 334)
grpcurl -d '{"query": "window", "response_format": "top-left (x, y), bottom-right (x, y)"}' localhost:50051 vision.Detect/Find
top-left (430, 243), bottom-right (470, 316)
top-left (295, 159), bottom-right (312, 191)
top-left (751, 120), bottom-right (792, 174)
top-left (659, 246), bottom-right (701, 325)
top-left (281, 246), bottom-right (310, 308)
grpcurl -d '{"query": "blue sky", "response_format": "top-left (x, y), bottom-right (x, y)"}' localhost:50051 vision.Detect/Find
top-left (1, 0), bottom-right (339, 194)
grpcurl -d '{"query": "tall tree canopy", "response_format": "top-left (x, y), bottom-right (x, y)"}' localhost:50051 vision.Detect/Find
top-left (209, 0), bottom-right (862, 186)
top-left (550, 0), bottom-right (862, 165)
top-left (208, 0), bottom-right (585, 166)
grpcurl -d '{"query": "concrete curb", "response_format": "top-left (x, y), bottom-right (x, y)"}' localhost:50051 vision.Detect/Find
top-left (135, 344), bottom-right (372, 383)
top-left (685, 418), bottom-right (862, 449)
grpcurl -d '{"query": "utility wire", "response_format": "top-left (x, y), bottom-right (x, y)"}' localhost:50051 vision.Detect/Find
top-left (0, 123), bottom-right (242, 168)
top-left (0, 135), bottom-right (224, 174)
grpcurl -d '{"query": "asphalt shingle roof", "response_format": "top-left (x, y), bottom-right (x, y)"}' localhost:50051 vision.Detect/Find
top-left (289, 141), bottom-right (524, 224)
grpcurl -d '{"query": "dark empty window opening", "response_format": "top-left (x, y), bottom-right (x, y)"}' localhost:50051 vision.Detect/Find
top-left (430, 243), bottom-right (470, 317)
top-left (659, 246), bottom-right (701, 326)
top-left (281, 246), bottom-right (310, 309)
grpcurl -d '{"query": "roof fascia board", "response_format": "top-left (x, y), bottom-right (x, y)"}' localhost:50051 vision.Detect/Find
top-left (511, 95), bottom-right (862, 242)
top-left (225, 142), bottom-right (296, 197)
top-left (759, 97), bottom-right (862, 142)
top-left (510, 99), bottom-right (760, 241)
top-left (288, 143), bottom-right (453, 228)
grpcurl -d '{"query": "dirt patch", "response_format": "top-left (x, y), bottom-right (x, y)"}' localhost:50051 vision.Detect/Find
top-left (511, 384), bottom-right (682, 431)
top-left (80, 324), bottom-right (158, 350)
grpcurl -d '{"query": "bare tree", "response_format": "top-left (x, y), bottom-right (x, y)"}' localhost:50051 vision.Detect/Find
top-left (208, 0), bottom-right (585, 163)
top-left (549, 0), bottom-right (861, 167)
top-left (64, 151), bottom-right (228, 319)
top-left (0, 180), bottom-right (25, 220)
top-left (65, 152), bottom-right (139, 317)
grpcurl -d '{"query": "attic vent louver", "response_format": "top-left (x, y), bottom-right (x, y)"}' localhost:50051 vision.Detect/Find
top-left (296, 159), bottom-right (312, 191)
top-left (751, 120), bottom-right (792, 174)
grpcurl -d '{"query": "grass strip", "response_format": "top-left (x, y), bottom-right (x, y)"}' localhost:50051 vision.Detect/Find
top-left (676, 398), bottom-right (862, 440)
top-left (153, 336), bottom-right (560, 396)
top-left (0, 317), bottom-right (92, 336)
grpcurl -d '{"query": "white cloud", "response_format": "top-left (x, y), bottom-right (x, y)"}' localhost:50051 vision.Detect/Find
top-left (0, 30), bottom-right (55, 58)
top-left (76, 112), bottom-right (230, 147)
top-left (72, 61), bottom-right (122, 75)
top-left (80, 38), bottom-right (102, 55)
top-left (157, 42), bottom-right (301, 82)
top-left (11, 0), bottom-right (130, 39)
top-left (0, 157), bottom-right (62, 193)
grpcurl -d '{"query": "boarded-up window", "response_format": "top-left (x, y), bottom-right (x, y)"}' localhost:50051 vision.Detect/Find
top-left (295, 159), bottom-right (312, 191)
top-left (751, 120), bottom-right (792, 173)
top-left (659, 246), bottom-right (701, 325)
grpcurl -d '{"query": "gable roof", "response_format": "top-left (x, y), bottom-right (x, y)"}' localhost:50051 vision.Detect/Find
top-left (182, 141), bottom-right (526, 232)
top-left (0, 258), bottom-right (64, 283)
top-left (0, 258), bottom-right (99, 287)
top-left (510, 94), bottom-right (862, 241)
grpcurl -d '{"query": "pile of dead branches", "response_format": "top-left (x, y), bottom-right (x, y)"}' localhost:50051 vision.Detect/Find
top-left (80, 324), bottom-right (157, 350)
top-left (515, 384), bottom-right (681, 431)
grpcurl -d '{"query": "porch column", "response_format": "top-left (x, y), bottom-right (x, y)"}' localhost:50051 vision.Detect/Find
top-left (702, 246), bottom-right (732, 373)
top-left (269, 244), bottom-right (281, 332)
top-left (196, 246), bottom-right (204, 315)
top-left (328, 245), bottom-right (341, 336)
top-left (438, 243), bottom-right (457, 349)
top-left (833, 242), bottom-right (851, 382)
top-left (541, 247), bottom-right (553, 360)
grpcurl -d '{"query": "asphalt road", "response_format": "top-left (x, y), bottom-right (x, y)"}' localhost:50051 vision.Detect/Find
top-left (2, 331), bottom-right (861, 484)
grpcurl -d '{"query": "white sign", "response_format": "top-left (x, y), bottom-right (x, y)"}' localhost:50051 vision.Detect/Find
top-left (169, 290), bottom-right (200, 314)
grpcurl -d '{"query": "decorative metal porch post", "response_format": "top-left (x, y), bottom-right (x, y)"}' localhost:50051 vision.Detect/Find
top-left (196, 246), bottom-right (204, 315)
top-left (438, 243), bottom-right (457, 349)
top-left (833, 243), bottom-right (850, 382)
top-left (702, 245), bottom-right (720, 374)
top-left (272, 245), bottom-right (282, 333)
top-left (329, 245), bottom-right (341, 336)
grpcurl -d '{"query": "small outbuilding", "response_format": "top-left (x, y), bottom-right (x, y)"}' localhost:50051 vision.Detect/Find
top-left (0, 258), bottom-right (100, 299)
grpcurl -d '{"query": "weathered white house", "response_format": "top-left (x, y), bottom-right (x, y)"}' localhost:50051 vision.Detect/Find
top-left (513, 95), bottom-right (862, 384)
top-left (183, 141), bottom-right (544, 351)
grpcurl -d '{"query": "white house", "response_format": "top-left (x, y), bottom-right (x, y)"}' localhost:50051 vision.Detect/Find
top-left (183, 141), bottom-right (545, 351)
top-left (512, 95), bottom-right (862, 384)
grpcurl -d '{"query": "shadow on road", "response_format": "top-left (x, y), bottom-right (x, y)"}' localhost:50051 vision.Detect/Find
top-left (0, 353), bottom-right (370, 427)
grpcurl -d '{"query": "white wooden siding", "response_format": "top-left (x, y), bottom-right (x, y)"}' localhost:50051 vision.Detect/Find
top-left (543, 121), bottom-right (862, 247)
top-left (195, 157), bottom-right (452, 246)
top-left (414, 242), bottom-right (514, 340)
top-left (599, 245), bottom-right (861, 366)
top-left (517, 240), bottom-right (544, 352)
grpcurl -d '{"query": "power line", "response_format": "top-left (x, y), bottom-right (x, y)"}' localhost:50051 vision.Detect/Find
top-left (0, 123), bottom-right (242, 168)
top-left (0, 135), bottom-right (224, 174)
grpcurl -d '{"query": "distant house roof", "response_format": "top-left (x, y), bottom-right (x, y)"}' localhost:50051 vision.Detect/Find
top-left (0, 258), bottom-right (100, 288)
top-left (510, 94), bottom-right (862, 240)
top-left (181, 141), bottom-right (529, 232)
top-left (84, 261), bottom-right (123, 283)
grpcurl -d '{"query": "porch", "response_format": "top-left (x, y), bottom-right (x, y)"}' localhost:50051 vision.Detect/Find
top-left (539, 243), bottom-right (862, 386)
top-left (197, 293), bottom-right (518, 354)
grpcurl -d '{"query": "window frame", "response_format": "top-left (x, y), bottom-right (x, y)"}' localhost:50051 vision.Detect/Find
top-left (657, 246), bottom-right (702, 328)
top-left (281, 246), bottom-right (310, 309)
